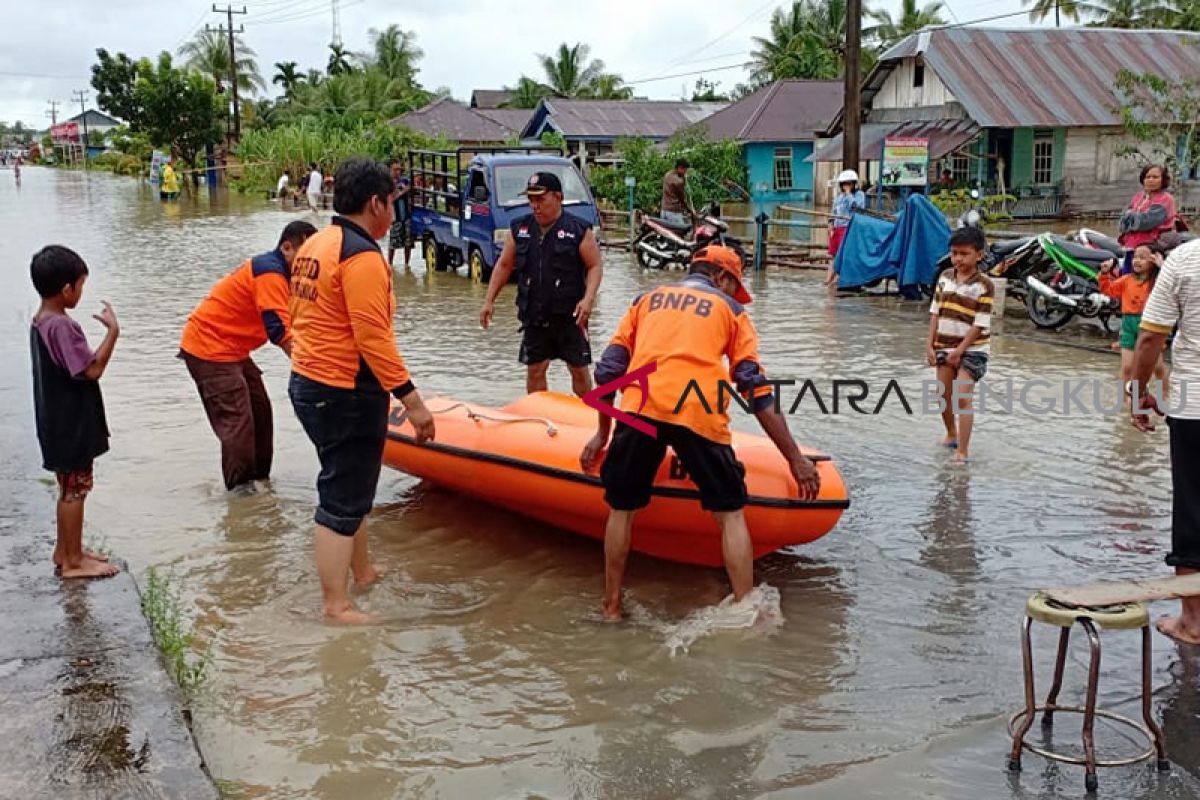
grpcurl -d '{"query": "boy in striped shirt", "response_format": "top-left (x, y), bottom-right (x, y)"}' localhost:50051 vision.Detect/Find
top-left (927, 227), bottom-right (994, 464)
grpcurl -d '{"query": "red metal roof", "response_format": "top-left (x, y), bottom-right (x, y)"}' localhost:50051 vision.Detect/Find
top-left (809, 119), bottom-right (980, 162)
top-left (874, 27), bottom-right (1200, 129)
top-left (699, 80), bottom-right (842, 142)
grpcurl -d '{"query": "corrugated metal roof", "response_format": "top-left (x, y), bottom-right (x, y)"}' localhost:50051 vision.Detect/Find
top-left (470, 89), bottom-right (514, 109)
top-left (700, 80), bottom-right (842, 142)
top-left (885, 27), bottom-right (1200, 128)
top-left (809, 118), bottom-right (979, 162)
top-left (476, 108), bottom-right (534, 131)
top-left (389, 98), bottom-right (514, 143)
top-left (524, 99), bottom-right (728, 140)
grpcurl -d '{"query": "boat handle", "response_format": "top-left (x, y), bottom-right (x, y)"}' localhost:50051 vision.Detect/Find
top-left (432, 403), bottom-right (559, 437)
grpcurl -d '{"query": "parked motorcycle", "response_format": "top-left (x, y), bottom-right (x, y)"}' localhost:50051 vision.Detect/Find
top-left (633, 202), bottom-right (749, 270)
top-left (1023, 233), bottom-right (1120, 331)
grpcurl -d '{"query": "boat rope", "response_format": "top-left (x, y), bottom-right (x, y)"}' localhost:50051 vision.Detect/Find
top-left (431, 403), bottom-right (559, 437)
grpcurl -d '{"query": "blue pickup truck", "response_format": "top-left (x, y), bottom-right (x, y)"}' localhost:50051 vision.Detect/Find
top-left (408, 147), bottom-right (600, 283)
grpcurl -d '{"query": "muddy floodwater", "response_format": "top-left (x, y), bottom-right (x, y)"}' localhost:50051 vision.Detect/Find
top-left (4, 169), bottom-right (1200, 799)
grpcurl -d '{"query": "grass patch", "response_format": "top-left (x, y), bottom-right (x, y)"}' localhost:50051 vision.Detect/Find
top-left (141, 567), bottom-right (213, 703)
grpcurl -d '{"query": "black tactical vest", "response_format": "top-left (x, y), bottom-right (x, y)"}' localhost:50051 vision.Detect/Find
top-left (511, 212), bottom-right (590, 325)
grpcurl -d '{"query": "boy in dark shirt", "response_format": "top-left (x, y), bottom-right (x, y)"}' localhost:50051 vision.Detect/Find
top-left (30, 245), bottom-right (120, 578)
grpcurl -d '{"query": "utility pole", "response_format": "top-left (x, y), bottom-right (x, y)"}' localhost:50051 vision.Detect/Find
top-left (71, 89), bottom-right (90, 170)
top-left (843, 0), bottom-right (862, 183)
top-left (210, 4), bottom-right (247, 141)
top-left (45, 100), bottom-right (60, 126)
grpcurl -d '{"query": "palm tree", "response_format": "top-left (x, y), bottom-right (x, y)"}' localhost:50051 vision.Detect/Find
top-left (178, 29), bottom-right (264, 94)
top-left (305, 68), bottom-right (325, 88)
top-left (582, 73), bottom-right (634, 100)
top-left (1164, 0), bottom-right (1200, 28)
top-left (538, 43), bottom-right (605, 98)
top-left (327, 43), bottom-right (354, 76)
top-left (1022, 0), bottom-right (1084, 26)
top-left (867, 0), bottom-right (948, 48)
top-left (1080, 0), bottom-right (1166, 26)
top-left (751, 1), bottom-right (844, 81)
top-left (503, 76), bottom-right (552, 109)
top-left (367, 25), bottom-right (422, 83)
top-left (272, 61), bottom-right (302, 98)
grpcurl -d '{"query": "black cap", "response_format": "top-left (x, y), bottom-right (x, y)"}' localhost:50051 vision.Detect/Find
top-left (521, 171), bottom-right (563, 196)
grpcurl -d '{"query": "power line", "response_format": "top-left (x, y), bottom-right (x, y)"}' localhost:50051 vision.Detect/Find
top-left (247, 0), bottom-right (362, 26)
top-left (626, 61), bottom-right (752, 86)
top-left (0, 70), bottom-right (85, 80)
top-left (652, 0), bottom-right (775, 76)
top-left (250, 0), bottom-right (327, 23)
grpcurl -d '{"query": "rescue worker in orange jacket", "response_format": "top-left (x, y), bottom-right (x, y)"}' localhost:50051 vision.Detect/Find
top-left (580, 245), bottom-right (821, 620)
top-left (180, 220), bottom-right (317, 490)
top-left (288, 158), bottom-right (435, 625)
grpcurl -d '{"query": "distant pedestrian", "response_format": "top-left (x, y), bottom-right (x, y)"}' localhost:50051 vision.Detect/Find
top-left (179, 221), bottom-right (318, 490)
top-left (387, 159), bottom-right (413, 268)
top-left (276, 170), bottom-right (290, 199)
top-left (660, 158), bottom-right (695, 229)
top-left (306, 162), bottom-right (323, 212)
top-left (161, 158), bottom-right (180, 201)
top-left (1119, 165), bottom-right (1177, 272)
top-left (927, 226), bottom-right (994, 464)
top-left (29, 245), bottom-right (120, 579)
top-left (824, 169), bottom-right (866, 285)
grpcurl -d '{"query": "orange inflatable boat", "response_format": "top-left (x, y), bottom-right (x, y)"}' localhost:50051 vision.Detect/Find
top-left (383, 392), bottom-right (849, 567)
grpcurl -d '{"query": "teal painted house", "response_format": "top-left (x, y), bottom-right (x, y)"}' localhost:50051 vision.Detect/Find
top-left (700, 81), bottom-right (843, 207)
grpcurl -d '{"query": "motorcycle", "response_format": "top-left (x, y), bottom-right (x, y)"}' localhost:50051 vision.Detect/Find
top-left (933, 191), bottom-right (1043, 301)
top-left (633, 202), bottom-right (749, 270)
top-left (1023, 233), bottom-right (1120, 331)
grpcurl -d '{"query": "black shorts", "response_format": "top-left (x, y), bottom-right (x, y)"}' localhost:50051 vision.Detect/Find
top-left (1167, 417), bottom-right (1200, 570)
top-left (519, 316), bottom-right (592, 367)
top-left (288, 373), bottom-right (389, 536)
top-left (600, 416), bottom-right (748, 512)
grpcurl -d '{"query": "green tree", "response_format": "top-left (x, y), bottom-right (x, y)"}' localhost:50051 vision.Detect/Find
top-left (588, 131), bottom-right (746, 210)
top-left (1115, 67), bottom-right (1200, 203)
top-left (537, 43), bottom-right (605, 98)
top-left (1022, 0), bottom-right (1084, 26)
top-left (90, 48), bottom-right (142, 124)
top-left (134, 52), bottom-right (224, 185)
top-left (327, 43), bottom-right (355, 76)
top-left (502, 76), bottom-right (552, 108)
top-left (749, 0), bottom-right (853, 82)
top-left (1161, 0), bottom-right (1200, 28)
top-left (582, 73), bottom-right (634, 100)
top-left (273, 61), bottom-right (302, 97)
top-left (691, 78), bottom-right (729, 102)
top-left (1080, 0), bottom-right (1166, 25)
top-left (366, 25), bottom-right (422, 83)
top-left (305, 68), bottom-right (326, 88)
top-left (178, 29), bottom-right (264, 95)
top-left (866, 0), bottom-right (948, 48)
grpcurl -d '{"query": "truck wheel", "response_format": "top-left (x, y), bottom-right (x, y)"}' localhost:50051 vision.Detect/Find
top-left (424, 237), bottom-right (449, 272)
top-left (469, 248), bottom-right (492, 283)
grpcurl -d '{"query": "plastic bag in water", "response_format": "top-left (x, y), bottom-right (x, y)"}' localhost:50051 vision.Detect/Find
top-left (664, 583), bottom-right (783, 656)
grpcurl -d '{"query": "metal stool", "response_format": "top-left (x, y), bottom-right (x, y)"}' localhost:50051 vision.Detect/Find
top-left (1007, 592), bottom-right (1169, 793)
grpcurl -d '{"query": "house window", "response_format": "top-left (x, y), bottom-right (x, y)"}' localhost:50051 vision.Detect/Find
top-left (913, 63), bottom-right (925, 89)
top-left (773, 147), bottom-right (793, 191)
top-left (950, 152), bottom-right (970, 183)
top-left (1033, 131), bottom-right (1055, 185)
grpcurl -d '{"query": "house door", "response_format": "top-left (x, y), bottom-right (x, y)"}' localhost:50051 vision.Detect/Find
top-left (990, 129), bottom-right (1014, 193)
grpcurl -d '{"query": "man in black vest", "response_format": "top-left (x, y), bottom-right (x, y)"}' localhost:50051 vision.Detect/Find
top-left (480, 172), bottom-right (603, 396)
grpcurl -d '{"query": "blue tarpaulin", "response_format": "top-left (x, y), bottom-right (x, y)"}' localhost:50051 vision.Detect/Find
top-left (832, 194), bottom-right (950, 297)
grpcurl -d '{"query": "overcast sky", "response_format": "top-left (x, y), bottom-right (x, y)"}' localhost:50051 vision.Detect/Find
top-left (1, 0), bottom-right (1037, 128)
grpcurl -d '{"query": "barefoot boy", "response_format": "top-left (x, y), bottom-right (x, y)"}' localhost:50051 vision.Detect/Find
top-left (927, 227), bottom-right (994, 464)
top-left (30, 245), bottom-right (120, 579)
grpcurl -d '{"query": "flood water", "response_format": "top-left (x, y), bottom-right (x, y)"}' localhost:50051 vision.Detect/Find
top-left (3, 169), bottom-right (1200, 799)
